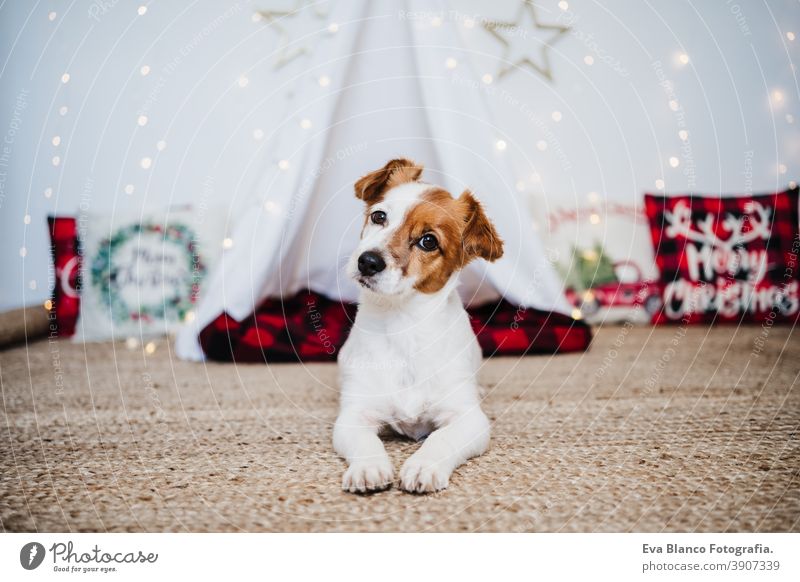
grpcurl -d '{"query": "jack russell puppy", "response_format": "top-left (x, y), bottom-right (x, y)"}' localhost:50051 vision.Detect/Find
top-left (334, 158), bottom-right (504, 493)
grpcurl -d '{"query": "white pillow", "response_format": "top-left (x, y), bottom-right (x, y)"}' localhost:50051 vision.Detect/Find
top-left (73, 206), bottom-right (226, 342)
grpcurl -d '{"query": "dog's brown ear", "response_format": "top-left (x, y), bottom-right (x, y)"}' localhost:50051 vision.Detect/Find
top-left (459, 190), bottom-right (504, 262)
top-left (354, 158), bottom-right (423, 204)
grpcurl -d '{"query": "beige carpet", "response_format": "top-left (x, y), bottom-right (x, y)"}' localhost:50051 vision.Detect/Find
top-left (1, 325), bottom-right (798, 532)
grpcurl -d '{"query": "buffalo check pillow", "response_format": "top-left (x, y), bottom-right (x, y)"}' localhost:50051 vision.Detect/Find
top-left (644, 187), bottom-right (800, 324)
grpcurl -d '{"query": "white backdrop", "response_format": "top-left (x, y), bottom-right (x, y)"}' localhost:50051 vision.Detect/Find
top-left (1, 0), bottom-right (797, 311)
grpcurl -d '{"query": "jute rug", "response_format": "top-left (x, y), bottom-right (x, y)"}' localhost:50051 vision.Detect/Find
top-left (1, 325), bottom-right (797, 532)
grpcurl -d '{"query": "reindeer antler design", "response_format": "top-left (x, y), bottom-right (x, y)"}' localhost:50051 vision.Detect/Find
top-left (664, 200), bottom-right (772, 251)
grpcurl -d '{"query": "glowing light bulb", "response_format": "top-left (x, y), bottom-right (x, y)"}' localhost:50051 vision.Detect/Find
top-left (300, 118), bottom-right (312, 129)
top-left (482, 73), bottom-right (493, 84)
top-left (144, 341), bottom-right (156, 354)
top-left (678, 129), bottom-right (689, 141)
top-left (788, 32), bottom-right (796, 41)
top-left (44, 187), bottom-right (53, 198)
top-left (536, 140), bottom-right (548, 151)
top-left (222, 237), bottom-right (234, 249)
top-left (59, 106), bottom-right (68, 116)
top-left (52, 156), bottom-right (61, 166)
top-left (124, 184), bottom-right (135, 195)
top-left (655, 179), bottom-right (665, 190)
top-left (156, 140), bottom-right (167, 151)
top-left (551, 111), bottom-right (562, 122)
top-left (44, 299), bottom-right (53, 310)
top-left (237, 76), bottom-right (249, 88)
top-left (559, 1), bottom-right (569, 10)
top-left (20, 247), bottom-right (27, 257)
top-left (328, 22), bottom-right (339, 33)
top-left (140, 65), bottom-right (151, 76)
top-left (48, 11), bottom-right (57, 21)
top-left (445, 57), bottom-right (458, 69)
top-left (278, 159), bottom-right (290, 170)
top-left (678, 53), bottom-right (690, 65)
top-left (52, 135), bottom-right (61, 146)
top-left (138, 6), bottom-right (147, 16)
top-left (253, 128), bottom-right (264, 140)
top-left (318, 75), bottom-right (331, 87)
top-left (23, 214), bottom-right (31, 224)
top-left (61, 73), bottom-right (70, 84)
top-left (589, 213), bottom-right (601, 225)
top-left (140, 157), bottom-right (152, 169)
top-left (669, 156), bottom-right (680, 168)
top-left (584, 55), bottom-right (594, 65)
top-left (137, 115), bottom-right (148, 126)
top-left (669, 100), bottom-right (679, 111)
top-left (495, 140), bottom-right (507, 151)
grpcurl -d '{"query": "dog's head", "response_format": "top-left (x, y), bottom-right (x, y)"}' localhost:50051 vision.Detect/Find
top-left (348, 158), bottom-right (504, 297)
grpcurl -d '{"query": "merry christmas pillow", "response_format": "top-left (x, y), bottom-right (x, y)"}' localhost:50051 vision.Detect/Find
top-left (644, 187), bottom-right (799, 324)
top-left (73, 207), bottom-right (226, 341)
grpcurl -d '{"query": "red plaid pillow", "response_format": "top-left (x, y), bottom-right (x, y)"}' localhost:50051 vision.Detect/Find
top-left (47, 216), bottom-right (81, 336)
top-left (644, 188), bottom-right (800, 324)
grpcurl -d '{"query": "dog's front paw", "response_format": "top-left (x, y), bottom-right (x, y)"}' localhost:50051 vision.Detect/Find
top-left (342, 458), bottom-right (394, 493)
top-left (400, 456), bottom-right (450, 493)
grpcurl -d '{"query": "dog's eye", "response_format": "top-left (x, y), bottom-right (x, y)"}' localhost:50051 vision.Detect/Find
top-left (417, 234), bottom-right (439, 252)
top-left (370, 210), bottom-right (387, 225)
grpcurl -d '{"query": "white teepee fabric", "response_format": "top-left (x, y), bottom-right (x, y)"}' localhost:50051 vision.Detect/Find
top-left (176, 0), bottom-right (570, 361)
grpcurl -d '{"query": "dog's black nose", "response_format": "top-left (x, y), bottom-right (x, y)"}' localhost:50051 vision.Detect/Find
top-left (358, 251), bottom-right (386, 276)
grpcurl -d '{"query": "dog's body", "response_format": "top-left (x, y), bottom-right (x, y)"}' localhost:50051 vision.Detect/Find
top-left (333, 159), bottom-right (503, 493)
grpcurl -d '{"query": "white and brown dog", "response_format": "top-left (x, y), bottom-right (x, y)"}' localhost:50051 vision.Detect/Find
top-left (333, 159), bottom-right (504, 493)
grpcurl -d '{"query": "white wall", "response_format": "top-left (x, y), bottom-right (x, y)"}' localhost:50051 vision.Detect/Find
top-left (1, 0), bottom-right (797, 311)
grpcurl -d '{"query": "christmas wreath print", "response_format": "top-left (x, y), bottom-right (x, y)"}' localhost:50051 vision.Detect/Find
top-left (91, 222), bottom-right (205, 324)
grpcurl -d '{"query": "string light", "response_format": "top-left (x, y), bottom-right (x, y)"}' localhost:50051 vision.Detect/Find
top-left (52, 136), bottom-right (61, 146)
top-left (140, 65), bottom-right (151, 76)
top-left (137, 115), bottom-right (148, 126)
top-left (516, 180), bottom-right (526, 191)
top-left (655, 179), bottom-right (665, 190)
top-left (463, 18), bottom-right (475, 28)
top-left (237, 76), bottom-right (250, 88)
top-left (48, 11), bottom-right (57, 21)
top-left (445, 57), bottom-right (458, 69)
top-left (589, 213), bottom-right (601, 225)
top-left (264, 200), bottom-right (281, 214)
top-left (44, 187), bottom-right (53, 198)
top-left (140, 157), bottom-right (152, 169)
top-left (482, 73), bottom-right (493, 84)
top-left (495, 139), bottom-right (507, 151)
top-left (137, 6), bottom-right (147, 16)
top-left (144, 341), bottom-right (157, 354)
top-left (278, 159), bottom-right (290, 170)
top-left (251, 13), bottom-right (262, 23)
top-left (23, 214), bottom-right (31, 224)
top-left (779, 164), bottom-right (787, 174)
top-left (786, 114), bottom-right (795, 124)
top-left (52, 156), bottom-right (61, 166)
top-left (59, 106), bottom-right (68, 116)
top-left (669, 100), bottom-right (679, 111)
top-left (29, 280), bottom-right (37, 290)
top-left (125, 337), bottom-right (139, 349)
top-left (61, 73), bottom-right (70, 84)
top-left (318, 75), bottom-right (331, 87)
top-left (678, 53), bottom-right (690, 65)
top-left (328, 22), bottom-right (339, 33)
top-left (20, 247), bottom-right (27, 257)
top-left (771, 89), bottom-right (785, 105)
top-left (583, 55), bottom-right (594, 65)
top-left (124, 184), bottom-right (135, 194)
top-left (678, 129), bottom-right (689, 140)
top-left (551, 111), bottom-right (562, 122)
top-left (559, 1), bottom-right (569, 10)
top-left (536, 140), bottom-right (548, 151)
top-left (222, 237), bottom-right (234, 249)
top-left (156, 140), bottom-right (167, 151)
top-left (669, 156), bottom-right (680, 168)
top-left (44, 299), bottom-right (53, 311)
top-left (788, 32), bottom-right (796, 41)
top-left (431, 16), bottom-right (442, 27)
top-left (571, 308), bottom-right (583, 320)
top-left (253, 128), bottom-right (264, 140)
top-left (184, 311), bottom-right (196, 323)
top-left (587, 191), bottom-right (600, 203)
top-left (300, 118), bottom-right (312, 129)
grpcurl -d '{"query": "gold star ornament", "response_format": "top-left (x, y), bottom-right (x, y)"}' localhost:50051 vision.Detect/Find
top-left (483, 1), bottom-right (571, 82)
